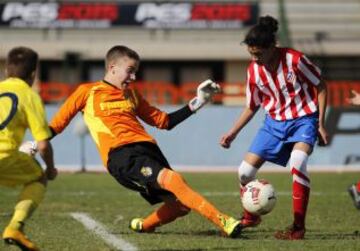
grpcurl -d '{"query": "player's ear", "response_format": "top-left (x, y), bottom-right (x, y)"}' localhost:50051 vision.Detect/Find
top-left (108, 63), bottom-right (116, 75)
top-left (29, 70), bottom-right (36, 86)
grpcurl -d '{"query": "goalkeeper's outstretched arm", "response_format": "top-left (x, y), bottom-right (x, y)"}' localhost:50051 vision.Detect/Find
top-left (167, 105), bottom-right (194, 130)
top-left (167, 79), bottom-right (221, 130)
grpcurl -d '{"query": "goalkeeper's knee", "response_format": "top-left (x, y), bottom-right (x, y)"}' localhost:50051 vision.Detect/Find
top-left (172, 200), bottom-right (191, 217)
top-left (158, 169), bottom-right (188, 193)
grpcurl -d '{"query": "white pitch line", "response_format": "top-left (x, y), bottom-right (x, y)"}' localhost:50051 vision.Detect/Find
top-left (70, 212), bottom-right (138, 251)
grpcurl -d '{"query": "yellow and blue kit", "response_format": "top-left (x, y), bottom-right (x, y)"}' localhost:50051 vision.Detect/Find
top-left (0, 78), bottom-right (51, 187)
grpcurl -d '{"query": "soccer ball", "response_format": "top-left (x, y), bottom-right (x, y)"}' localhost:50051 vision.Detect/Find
top-left (241, 179), bottom-right (276, 216)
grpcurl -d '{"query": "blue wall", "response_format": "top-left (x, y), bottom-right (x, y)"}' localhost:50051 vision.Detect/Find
top-left (39, 105), bottom-right (360, 171)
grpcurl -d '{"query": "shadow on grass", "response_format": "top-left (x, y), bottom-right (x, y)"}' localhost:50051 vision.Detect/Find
top-left (115, 229), bottom-right (249, 239)
top-left (151, 249), bottom-right (242, 251)
top-left (305, 230), bottom-right (360, 240)
top-left (240, 228), bottom-right (360, 240)
top-left (113, 229), bottom-right (226, 237)
top-left (113, 228), bottom-right (360, 241)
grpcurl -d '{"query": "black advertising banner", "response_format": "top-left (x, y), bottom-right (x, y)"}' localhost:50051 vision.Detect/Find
top-left (0, 2), bottom-right (259, 29)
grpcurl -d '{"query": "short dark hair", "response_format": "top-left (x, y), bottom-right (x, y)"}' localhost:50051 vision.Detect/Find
top-left (6, 47), bottom-right (38, 80)
top-left (105, 45), bottom-right (140, 69)
top-left (243, 15), bottom-right (279, 48)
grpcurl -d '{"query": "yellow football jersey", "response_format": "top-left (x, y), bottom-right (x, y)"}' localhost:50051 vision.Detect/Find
top-left (0, 78), bottom-right (51, 154)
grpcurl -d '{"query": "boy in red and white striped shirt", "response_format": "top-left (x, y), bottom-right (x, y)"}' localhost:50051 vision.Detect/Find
top-left (247, 47), bottom-right (321, 121)
top-left (220, 15), bottom-right (328, 240)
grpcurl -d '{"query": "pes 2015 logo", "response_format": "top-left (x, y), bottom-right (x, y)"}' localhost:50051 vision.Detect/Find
top-left (1, 2), bottom-right (118, 23)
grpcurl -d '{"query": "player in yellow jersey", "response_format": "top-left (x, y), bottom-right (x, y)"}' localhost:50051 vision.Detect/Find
top-left (0, 47), bottom-right (58, 251)
top-left (49, 45), bottom-right (242, 238)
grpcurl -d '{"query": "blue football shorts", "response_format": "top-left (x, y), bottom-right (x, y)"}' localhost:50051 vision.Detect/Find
top-left (248, 113), bottom-right (319, 167)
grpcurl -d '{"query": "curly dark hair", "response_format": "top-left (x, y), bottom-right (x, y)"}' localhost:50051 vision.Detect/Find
top-left (243, 15), bottom-right (279, 48)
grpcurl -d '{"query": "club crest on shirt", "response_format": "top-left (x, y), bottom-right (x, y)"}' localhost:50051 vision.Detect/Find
top-left (286, 71), bottom-right (296, 83)
top-left (140, 166), bottom-right (153, 177)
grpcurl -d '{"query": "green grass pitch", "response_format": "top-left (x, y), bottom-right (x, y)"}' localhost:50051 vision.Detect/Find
top-left (1, 172), bottom-right (359, 251)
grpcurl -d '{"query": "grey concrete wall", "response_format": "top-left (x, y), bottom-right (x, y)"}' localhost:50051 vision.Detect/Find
top-left (31, 105), bottom-right (360, 172)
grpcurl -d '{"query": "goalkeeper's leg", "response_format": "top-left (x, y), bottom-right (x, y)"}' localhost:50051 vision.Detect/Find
top-left (157, 169), bottom-right (241, 237)
top-left (130, 198), bottom-right (190, 232)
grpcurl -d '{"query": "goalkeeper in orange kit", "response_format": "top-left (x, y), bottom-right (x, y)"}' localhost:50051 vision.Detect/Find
top-left (47, 45), bottom-right (242, 237)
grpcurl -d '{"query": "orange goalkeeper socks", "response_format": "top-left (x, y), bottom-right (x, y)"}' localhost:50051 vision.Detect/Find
top-left (158, 169), bottom-right (230, 230)
top-left (142, 200), bottom-right (190, 231)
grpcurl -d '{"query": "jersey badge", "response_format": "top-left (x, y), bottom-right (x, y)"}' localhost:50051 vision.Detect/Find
top-left (286, 71), bottom-right (296, 83)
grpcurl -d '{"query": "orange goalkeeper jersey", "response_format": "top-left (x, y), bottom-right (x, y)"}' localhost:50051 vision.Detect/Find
top-left (50, 81), bottom-right (169, 167)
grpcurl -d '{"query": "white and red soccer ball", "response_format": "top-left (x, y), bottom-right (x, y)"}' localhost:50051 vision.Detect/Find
top-left (241, 179), bottom-right (277, 216)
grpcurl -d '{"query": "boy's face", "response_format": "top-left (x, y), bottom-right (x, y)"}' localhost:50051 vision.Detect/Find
top-left (109, 56), bottom-right (139, 90)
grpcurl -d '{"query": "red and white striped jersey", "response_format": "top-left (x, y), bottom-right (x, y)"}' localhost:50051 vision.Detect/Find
top-left (246, 48), bottom-right (321, 121)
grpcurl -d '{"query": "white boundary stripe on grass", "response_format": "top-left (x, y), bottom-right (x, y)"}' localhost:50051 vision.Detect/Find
top-left (70, 212), bottom-right (138, 251)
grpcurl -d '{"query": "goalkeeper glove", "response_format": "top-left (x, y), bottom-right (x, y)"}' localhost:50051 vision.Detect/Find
top-left (188, 79), bottom-right (221, 112)
top-left (19, 141), bottom-right (38, 156)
